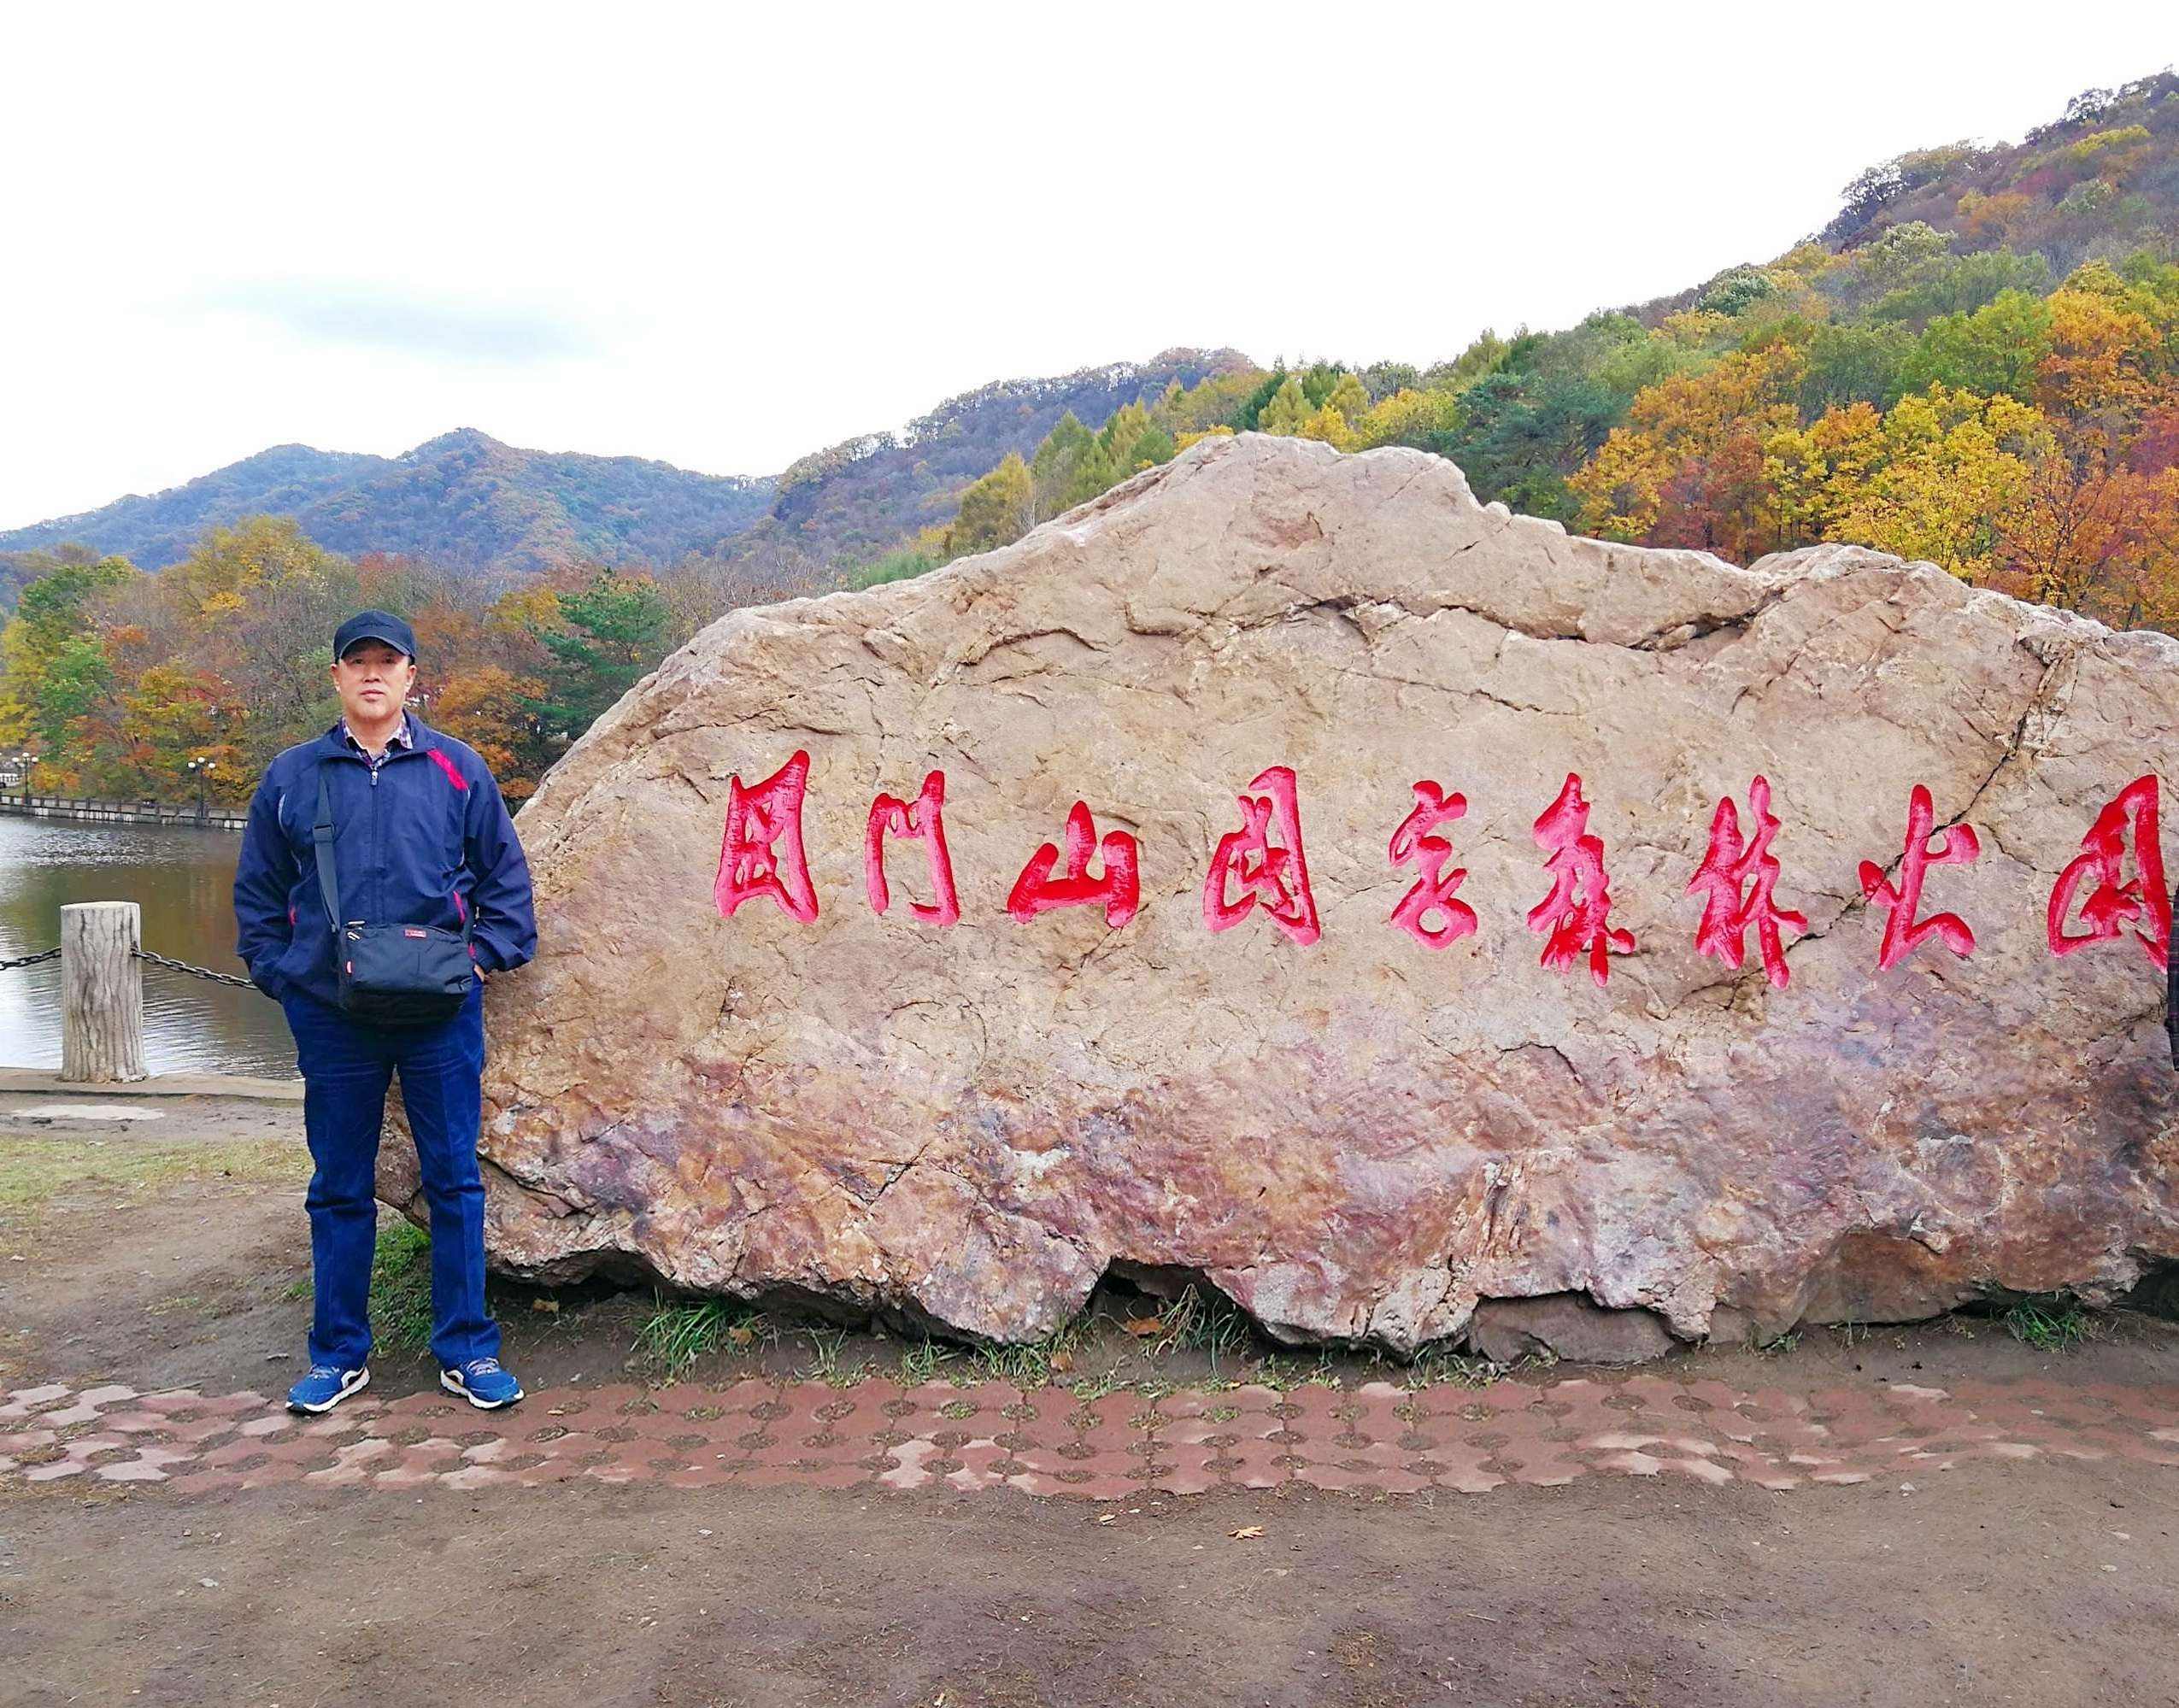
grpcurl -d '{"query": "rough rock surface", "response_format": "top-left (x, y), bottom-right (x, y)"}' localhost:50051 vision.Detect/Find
top-left (382, 433), bottom-right (2179, 1353)
top-left (1466, 1295), bottom-right (1680, 1366)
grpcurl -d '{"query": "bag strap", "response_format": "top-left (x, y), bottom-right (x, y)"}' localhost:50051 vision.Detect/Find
top-left (313, 763), bottom-right (344, 931)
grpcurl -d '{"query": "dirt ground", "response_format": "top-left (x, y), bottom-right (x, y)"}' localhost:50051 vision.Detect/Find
top-left (3, 1091), bottom-right (2178, 1707)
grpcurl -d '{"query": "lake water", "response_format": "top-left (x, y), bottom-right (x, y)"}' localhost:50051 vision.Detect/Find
top-left (0, 814), bottom-right (298, 1078)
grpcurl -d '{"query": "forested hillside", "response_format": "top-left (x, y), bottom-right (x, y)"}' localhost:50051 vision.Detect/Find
top-left (2, 71), bottom-right (2175, 808)
top-left (709, 349), bottom-right (1251, 587)
top-left (0, 353), bottom-right (1246, 591)
top-left (0, 431), bottom-right (773, 578)
top-left (889, 70), bottom-right (2179, 632)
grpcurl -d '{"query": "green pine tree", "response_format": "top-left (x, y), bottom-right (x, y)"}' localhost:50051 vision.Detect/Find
top-left (1031, 412), bottom-right (1095, 519)
top-left (1060, 442), bottom-right (1118, 508)
top-left (1098, 402), bottom-right (1154, 472)
top-left (1324, 373), bottom-right (1370, 426)
top-left (1125, 423), bottom-right (1178, 471)
top-left (1257, 376), bottom-right (1312, 436)
top-left (524, 568), bottom-right (674, 742)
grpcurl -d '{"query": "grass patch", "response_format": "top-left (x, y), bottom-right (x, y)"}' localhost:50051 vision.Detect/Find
top-left (1065, 1368), bottom-right (1127, 1402)
top-left (370, 1221), bottom-right (435, 1353)
top-left (0, 1134), bottom-right (302, 1224)
top-left (1258, 1351), bottom-right (1344, 1392)
top-left (2001, 1293), bottom-right (2099, 1351)
top-left (896, 1335), bottom-right (962, 1387)
top-left (798, 1325), bottom-right (873, 1388)
top-left (634, 1294), bottom-right (773, 1378)
top-left (972, 1318), bottom-right (1086, 1387)
top-left (1145, 1284), bottom-right (1256, 1374)
top-left (1400, 1343), bottom-right (1518, 1388)
top-left (276, 1222), bottom-right (438, 1352)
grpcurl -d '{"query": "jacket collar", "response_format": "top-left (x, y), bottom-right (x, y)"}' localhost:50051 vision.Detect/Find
top-left (338, 710), bottom-right (415, 755)
top-left (311, 710), bottom-right (439, 763)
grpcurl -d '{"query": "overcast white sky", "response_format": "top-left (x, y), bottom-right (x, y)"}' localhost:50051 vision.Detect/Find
top-left (3, 3), bottom-right (2175, 530)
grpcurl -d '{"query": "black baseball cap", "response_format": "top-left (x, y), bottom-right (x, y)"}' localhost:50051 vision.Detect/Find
top-left (333, 609), bottom-right (419, 662)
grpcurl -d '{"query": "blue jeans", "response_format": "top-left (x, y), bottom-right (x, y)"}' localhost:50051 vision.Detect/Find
top-left (279, 982), bottom-right (500, 1371)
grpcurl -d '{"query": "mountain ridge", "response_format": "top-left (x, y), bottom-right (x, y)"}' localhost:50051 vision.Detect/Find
top-left (0, 430), bottom-right (774, 578)
top-left (0, 349), bottom-right (1253, 586)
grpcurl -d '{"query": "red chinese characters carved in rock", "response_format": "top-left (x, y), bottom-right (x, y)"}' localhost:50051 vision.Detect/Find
top-left (1859, 784), bottom-right (1979, 972)
top-left (1526, 772), bottom-right (1635, 985)
top-left (866, 770), bottom-right (960, 926)
top-left (1388, 782), bottom-right (1477, 948)
top-left (2047, 773), bottom-right (2169, 969)
top-left (1687, 774), bottom-right (1808, 989)
top-left (1006, 801), bottom-right (1140, 928)
top-left (714, 748), bottom-right (819, 924)
top-left (1202, 765), bottom-right (1321, 945)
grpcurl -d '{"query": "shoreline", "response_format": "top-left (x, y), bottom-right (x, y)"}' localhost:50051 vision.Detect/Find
top-left (0, 1067), bottom-right (300, 1099)
top-left (0, 796), bottom-right (244, 832)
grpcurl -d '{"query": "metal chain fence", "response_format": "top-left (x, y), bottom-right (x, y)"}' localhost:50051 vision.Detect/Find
top-left (131, 947), bottom-right (259, 990)
top-left (0, 942), bottom-right (261, 992)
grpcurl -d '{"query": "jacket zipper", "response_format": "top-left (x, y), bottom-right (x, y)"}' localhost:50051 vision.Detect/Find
top-left (368, 760), bottom-right (380, 929)
top-left (327, 740), bottom-right (441, 936)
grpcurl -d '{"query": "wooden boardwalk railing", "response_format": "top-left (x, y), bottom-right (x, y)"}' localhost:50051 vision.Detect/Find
top-left (0, 794), bottom-right (245, 831)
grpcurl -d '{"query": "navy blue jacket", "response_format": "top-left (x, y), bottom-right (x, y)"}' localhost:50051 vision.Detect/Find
top-left (233, 715), bottom-right (537, 1009)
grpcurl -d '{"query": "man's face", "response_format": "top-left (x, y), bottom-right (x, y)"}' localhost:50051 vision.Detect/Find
top-left (331, 641), bottom-right (416, 725)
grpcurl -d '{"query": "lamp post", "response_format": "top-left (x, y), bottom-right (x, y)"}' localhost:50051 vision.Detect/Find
top-left (7, 749), bottom-right (35, 801)
top-left (185, 756), bottom-right (215, 824)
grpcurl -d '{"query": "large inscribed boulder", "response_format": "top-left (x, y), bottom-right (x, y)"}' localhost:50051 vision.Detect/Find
top-left (381, 433), bottom-right (2179, 1353)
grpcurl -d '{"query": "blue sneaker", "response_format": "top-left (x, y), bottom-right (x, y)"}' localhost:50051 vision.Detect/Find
top-left (286, 1363), bottom-right (370, 1414)
top-left (441, 1356), bottom-right (524, 1410)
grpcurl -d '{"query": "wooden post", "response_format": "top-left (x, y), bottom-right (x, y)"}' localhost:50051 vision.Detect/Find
top-left (61, 901), bottom-right (145, 1083)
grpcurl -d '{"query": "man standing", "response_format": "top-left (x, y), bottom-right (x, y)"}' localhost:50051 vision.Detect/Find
top-left (233, 609), bottom-right (537, 1414)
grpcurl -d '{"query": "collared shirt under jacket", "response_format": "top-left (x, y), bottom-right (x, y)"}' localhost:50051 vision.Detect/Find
top-left (339, 711), bottom-right (414, 771)
top-left (232, 712), bottom-right (537, 1010)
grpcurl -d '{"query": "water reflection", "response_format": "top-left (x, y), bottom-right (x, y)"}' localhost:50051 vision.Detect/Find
top-left (0, 815), bottom-right (297, 1077)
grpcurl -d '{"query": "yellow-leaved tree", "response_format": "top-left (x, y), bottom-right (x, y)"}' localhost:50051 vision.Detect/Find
top-left (1763, 402), bottom-right (1888, 543)
top-left (1568, 343), bottom-right (1805, 549)
top-left (432, 664), bottom-right (551, 800)
top-left (1829, 386), bottom-right (2054, 582)
top-left (944, 453), bottom-right (1034, 559)
top-left (2035, 266), bottom-right (2161, 432)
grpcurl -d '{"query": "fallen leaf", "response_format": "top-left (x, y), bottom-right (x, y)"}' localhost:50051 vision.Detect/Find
top-left (726, 1324), bottom-right (755, 1347)
top-left (531, 1297), bottom-right (561, 1313)
top-left (1122, 1317), bottom-right (1163, 1337)
top-left (1096, 1513), bottom-right (1117, 1524)
top-left (1050, 1349), bottom-right (1075, 1373)
top-left (1230, 1526), bottom-right (1265, 1540)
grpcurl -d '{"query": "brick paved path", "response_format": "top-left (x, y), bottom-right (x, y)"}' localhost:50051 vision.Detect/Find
top-left (4, 1372), bottom-right (2176, 1500)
